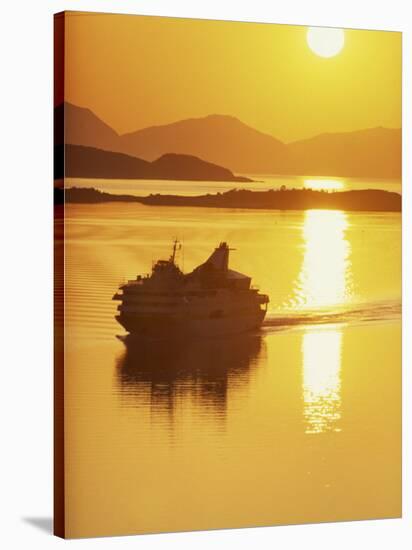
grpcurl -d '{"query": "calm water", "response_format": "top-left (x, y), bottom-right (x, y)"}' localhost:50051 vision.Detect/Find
top-left (65, 174), bottom-right (402, 196)
top-left (58, 201), bottom-right (401, 537)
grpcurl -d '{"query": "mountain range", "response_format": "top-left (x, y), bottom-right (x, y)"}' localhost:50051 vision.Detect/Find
top-left (55, 102), bottom-right (401, 179)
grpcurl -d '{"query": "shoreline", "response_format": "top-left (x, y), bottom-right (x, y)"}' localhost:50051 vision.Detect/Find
top-left (55, 186), bottom-right (402, 213)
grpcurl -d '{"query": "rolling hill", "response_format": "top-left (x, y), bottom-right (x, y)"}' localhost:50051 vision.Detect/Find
top-left (288, 127), bottom-right (401, 179)
top-left (55, 144), bottom-right (252, 182)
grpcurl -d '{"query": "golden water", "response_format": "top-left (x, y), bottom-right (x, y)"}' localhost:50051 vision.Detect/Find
top-left (58, 203), bottom-right (401, 537)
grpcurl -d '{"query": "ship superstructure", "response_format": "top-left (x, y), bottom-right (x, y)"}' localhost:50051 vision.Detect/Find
top-left (113, 241), bottom-right (269, 336)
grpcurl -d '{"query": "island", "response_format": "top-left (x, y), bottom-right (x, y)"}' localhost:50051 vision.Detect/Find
top-left (55, 186), bottom-right (401, 213)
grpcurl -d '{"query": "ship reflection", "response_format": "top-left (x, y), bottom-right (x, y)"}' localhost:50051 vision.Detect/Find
top-left (116, 334), bottom-right (263, 422)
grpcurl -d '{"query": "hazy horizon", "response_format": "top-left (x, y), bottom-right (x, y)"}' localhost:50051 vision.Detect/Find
top-left (61, 12), bottom-right (401, 143)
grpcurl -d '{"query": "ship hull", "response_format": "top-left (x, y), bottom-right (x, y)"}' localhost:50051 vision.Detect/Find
top-left (116, 310), bottom-right (266, 338)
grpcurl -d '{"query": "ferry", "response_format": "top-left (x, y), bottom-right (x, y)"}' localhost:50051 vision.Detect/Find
top-left (113, 241), bottom-right (269, 337)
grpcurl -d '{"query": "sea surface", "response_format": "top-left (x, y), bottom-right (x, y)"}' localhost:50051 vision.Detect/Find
top-left (56, 190), bottom-right (401, 537)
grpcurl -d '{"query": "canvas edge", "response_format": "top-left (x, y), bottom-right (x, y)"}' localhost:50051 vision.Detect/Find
top-left (53, 10), bottom-right (66, 540)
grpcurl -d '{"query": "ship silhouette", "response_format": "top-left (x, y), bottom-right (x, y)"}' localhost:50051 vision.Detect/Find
top-left (113, 241), bottom-right (269, 337)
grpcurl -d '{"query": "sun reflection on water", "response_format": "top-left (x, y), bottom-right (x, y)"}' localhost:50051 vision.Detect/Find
top-left (296, 210), bottom-right (352, 310)
top-left (297, 210), bottom-right (352, 434)
top-left (304, 178), bottom-right (344, 191)
top-left (302, 328), bottom-right (342, 434)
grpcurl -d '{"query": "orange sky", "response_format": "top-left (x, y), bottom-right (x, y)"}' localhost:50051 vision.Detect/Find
top-left (63, 12), bottom-right (401, 142)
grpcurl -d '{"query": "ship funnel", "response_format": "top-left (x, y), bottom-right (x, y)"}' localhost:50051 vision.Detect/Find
top-left (203, 242), bottom-right (230, 271)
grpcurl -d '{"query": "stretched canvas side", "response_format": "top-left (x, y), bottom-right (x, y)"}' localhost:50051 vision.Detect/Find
top-left (53, 11), bottom-right (65, 539)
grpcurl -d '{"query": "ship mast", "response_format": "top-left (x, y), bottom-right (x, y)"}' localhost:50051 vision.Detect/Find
top-left (170, 238), bottom-right (181, 264)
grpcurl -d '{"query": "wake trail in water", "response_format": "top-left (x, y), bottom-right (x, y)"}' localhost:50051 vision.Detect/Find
top-left (263, 299), bottom-right (401, 332)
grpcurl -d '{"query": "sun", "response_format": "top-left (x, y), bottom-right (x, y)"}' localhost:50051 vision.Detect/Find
top-left (307, 27), bottom-right (345, 58)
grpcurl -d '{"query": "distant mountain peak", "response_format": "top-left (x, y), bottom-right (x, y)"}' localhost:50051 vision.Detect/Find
top-left (64, 101), bottom-right (117, 130)
top-left (58, 102), bottom-right (401, 179)
top-left (203, 113), bottom-right (241, 122)
top-left (58, 101), bottom-right (120, 152)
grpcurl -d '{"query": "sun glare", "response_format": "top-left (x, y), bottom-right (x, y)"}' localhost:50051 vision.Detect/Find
top-left (307, 27), bottom-right (345, 58)
top-left (304, 179), bottom-right (344, 191)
